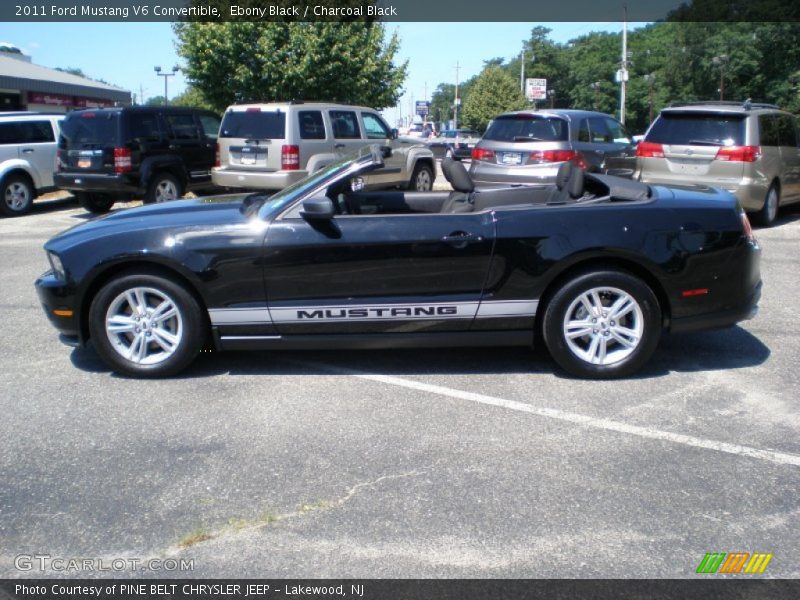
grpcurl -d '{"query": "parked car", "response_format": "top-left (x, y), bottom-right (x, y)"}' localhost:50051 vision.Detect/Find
top-left (469, 109), bottom-right (637, 187)
top-left (36, 146), bottom-right (760, 380)
top-left (427, 128), bottom-right (481, 160)
top-left (54, 106), bottom-right (221, 213)
top-left (212, 102), bottom-right (435, 192)
top-left (635, 100), bottom-right (800, 226)
top-left (0, 112), bottom-right (63, 216)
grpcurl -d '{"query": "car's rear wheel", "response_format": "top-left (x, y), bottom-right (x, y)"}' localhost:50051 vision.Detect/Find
top-left (408, 163), bottom-right (434, 192)
top-left (145, 173), bottom-right (183, 204)
top-left (89, 272), bottom-right (204, 377)
top-left (77, 192), bottom-right (115, 214)
top-left (1, 175), bottom-right (34, 217)
top-left (754, 183), bottom-right (779, 227)
top-left (542, 270), bottom-right (661, 379)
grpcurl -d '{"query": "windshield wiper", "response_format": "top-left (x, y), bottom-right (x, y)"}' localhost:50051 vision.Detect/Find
top-left (687, 139), bottom-right (723, 146)
top-left (512, 136), bottom-right (544, 142)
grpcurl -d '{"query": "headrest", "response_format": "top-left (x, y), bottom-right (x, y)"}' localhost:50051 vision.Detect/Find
top-left (441, 156), bottom-right (456, 185)
top-left (555, 161), bottom-right (573, 190)
top-left (448, 159), bottom-right (474, 193)
top-left (567, 166), bottom-right (585, 199)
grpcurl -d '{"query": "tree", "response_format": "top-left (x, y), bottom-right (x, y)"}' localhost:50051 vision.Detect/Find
top-left (56, 67), bottom-right (86, 77)
top-left (171, 86), bottom-right (215, 111)
top-left (174, 22), bottom-right (407, 112)
top-left (460, 66), bottom-right (527, 132)
top-left (145, 96), bottom-right (166, 106)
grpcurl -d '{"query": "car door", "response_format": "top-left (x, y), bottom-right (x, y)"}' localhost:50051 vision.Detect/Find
top-left (263, 207), bottom-right (496, 335)
top-left (328, 109), bottom-right (364, 158)
top-left (586, 116), bottom-right (636, 178)
top-left (778, 114), bottom-right (800, 202)
top-left (359, 111), bottom-right (405, 188)
top-left (196, 111), bottom-right (221, 172)
top-left (162, 111), bottom-right (209, 185)
top-left (19, 120), bottom-right (58, 188)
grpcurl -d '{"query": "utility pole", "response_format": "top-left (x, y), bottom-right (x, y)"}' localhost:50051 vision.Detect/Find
top-left (619, 3), bottom-right (628, 124)
top-left (454, 61), bottom-right (460, 130)
top-left (520, 50), bottom-right (525, 93)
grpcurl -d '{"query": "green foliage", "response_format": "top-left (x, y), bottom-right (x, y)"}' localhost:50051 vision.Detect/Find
top-left (174, 22), bottom-right (407, 112)
top-left (145, 96), bottom-right (166, 106)
top-left (171, 86), bottom-right (215, 111)
top-left (461, 66), bottom-right (527, 132)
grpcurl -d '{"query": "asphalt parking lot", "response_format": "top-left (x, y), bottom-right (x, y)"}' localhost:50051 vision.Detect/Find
top-left (0, 187), bottom-right (799, 579)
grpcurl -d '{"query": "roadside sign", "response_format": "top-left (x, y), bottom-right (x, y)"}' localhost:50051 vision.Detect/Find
top-left (415, 101), bottom-right (430, 116)
top-left (525, 78), bottom-right (547, 101)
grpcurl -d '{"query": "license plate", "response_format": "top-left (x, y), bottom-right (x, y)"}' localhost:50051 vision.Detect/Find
top-left (240, 156), bottom-right (256, 165)
top-left (501, 152), bottom-right (522, 165)
top-left (78, 158), bottom-right (91, 168)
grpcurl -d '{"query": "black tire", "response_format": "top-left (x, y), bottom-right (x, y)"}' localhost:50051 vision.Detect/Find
top-left (542, 269), bottom-right (662, 379)
top-left (1, 174), bottom-right (35, 217)
top-left (754, 183), bottom-right (779, 227)
top-left (77, 192), bottom-right (115, 214)
top-left (408, 162), bottom-right (434, 192)
top-left (88, 272), bottom-right (205, 377)
top-left (144, 172), bottom-right (183, 204)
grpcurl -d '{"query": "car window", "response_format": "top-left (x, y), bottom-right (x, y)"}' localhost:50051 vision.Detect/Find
top-left (777, 115), bottom-right (797, 147)
top-left (198, 114), bottom-right (221, 140)
top-left (577, 119), bottom-right (591, 142)
top-left (127, 113), bottom-right (162, 141)
top-left (330, 110), bottom-right (361, 139)
top-left (60, 112), bottom-right (120, 147)
top-left (19, 121), bottom-right (55, 143)
top-left (298, 110), bottom-right (325, 140)
top-left (603, 118), bottom-right (631, 143)
top-left (0, 122), bottom-right (22, 144)
top-left (444, 131), bottom-right (456, 138)
top-left (220, 110), bottom-right (286, 140)
top-left (361, 112), bottom-right (390, 140)
top-left (483, 115), bottom-right (568, 142)
top-left (164, 113), bottom-right (200, 140)
top-left (587, 117), bottom-right (615, 143)
top-left (758, 115), bottom-right (780, 146)
top-left (646, 113), bottom-right (746, 146)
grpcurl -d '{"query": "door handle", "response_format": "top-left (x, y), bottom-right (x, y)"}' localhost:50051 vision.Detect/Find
top-left (22, 148), bottom-right (34, 154)
top-left (334, 143), bottom-right (346, 149)
top-left (442, 231), bottom-right (483, 245)
top-left (169, 144), bottom-right (180, 150)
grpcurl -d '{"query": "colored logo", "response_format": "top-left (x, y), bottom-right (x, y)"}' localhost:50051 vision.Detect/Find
top-left (696, 552), bottom-right (773, 574)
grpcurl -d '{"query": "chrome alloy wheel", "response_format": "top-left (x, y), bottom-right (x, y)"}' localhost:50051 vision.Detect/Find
top-left (765, 186), bottom-right (779, 224)
top-left (154, 179), bottom-right (179, 202)
top-left (4, 181), bottom-right (31, 211)
top-left (562, 286), bottom-right (644, 366)
top-left (105, 287), bottom-right (183, 365)
top-left (415, 168), bottom-right (432, 191)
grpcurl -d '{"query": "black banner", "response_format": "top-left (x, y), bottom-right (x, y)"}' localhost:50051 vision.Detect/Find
top-left (2, 580), bottom-right (800, 600)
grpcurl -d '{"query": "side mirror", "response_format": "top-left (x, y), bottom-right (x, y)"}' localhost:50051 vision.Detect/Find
top-left (391, 128), bottom-right (399, 140)
top-left (300, 197), bottom-right (335, 220)
top-left (380, 146), bottom-right (392, 158)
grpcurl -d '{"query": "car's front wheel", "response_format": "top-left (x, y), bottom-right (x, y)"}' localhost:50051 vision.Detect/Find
top-left (89, 272), bottom-right (205, 377)
top-left (145, 173), bottom-right (183, 204)
top-left (542, 269), bottom-right (661, 379)
top-left (408, 163), bottom-right (434, 192)
top-left (77, 192), bottom-right (115, 214)
top-left (1, 175), bottom-right (34, 217)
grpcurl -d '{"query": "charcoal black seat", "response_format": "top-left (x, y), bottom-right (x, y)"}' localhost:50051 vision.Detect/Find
top-left (440, 157), bottom-right (475, 213)
top-left (547, 161), bottom-right (585, 204)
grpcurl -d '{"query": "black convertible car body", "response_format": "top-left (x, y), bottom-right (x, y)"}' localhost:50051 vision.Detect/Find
top-left (36, 146), bottom-right (761, 378)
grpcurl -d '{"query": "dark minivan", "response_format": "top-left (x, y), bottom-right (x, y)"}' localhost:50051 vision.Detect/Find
top-left (55, 106), bottom-right (221, 213)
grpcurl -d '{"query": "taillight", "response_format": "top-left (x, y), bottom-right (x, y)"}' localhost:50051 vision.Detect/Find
top-left (740, 210), bottom-right (756, 243)
top-left (527, 149), bottom-right (579, 164)
top-left (471, 147), bottom-right (495, 161)
top-left (214, 142), bottom-right (220, 168)
top-left (636, 141), bottom-right (665, 158)
top-left (113, 147), bottom-right (132, 174)
top-left (281, 144), bottom-right (300, 170)
top-left (715, 145), bottom-right (760, 162)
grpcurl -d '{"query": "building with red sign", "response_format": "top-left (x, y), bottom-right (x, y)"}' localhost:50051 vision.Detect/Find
top-left (0, 43), bottom-right (130, 113)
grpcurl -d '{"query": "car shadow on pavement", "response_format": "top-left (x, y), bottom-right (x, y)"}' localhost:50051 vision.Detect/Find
top-left (68, 325), bottom-right (769, 381)
top-left (29, 194), bottom-right (77, 215)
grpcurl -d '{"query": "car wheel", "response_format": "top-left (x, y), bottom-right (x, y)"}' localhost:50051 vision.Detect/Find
top-left (408, 163), bottom-right (434, 192)
top-left (88, 272), bottom-right (205, 377)
top-left (754, 183), bottom-right (779, 227)
top-left (1, 175), bottom-right (34, 217)
top-left (77, 192), bottom-right (115, 214)
top-left (445, 148), bottom-right (454, 160)
top-left (145, 173), bottom-right (183, 204)
top-left (542, 269), bottom-right (661, 379)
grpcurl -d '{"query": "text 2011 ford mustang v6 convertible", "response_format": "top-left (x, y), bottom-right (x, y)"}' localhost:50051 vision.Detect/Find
top-left (36, 146), bottom-right (761, 379)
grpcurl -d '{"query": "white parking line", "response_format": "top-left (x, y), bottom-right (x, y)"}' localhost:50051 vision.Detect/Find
top-left (314, 365), bottom-right (800, 467)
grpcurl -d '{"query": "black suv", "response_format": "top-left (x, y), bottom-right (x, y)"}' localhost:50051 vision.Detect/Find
top-left (54, 106), bottom-right (221, 213)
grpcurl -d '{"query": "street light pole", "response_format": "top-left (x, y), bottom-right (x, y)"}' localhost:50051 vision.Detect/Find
top-left (454, 61), bottom-right (460, 130)
top-left (712, 55), bottom-right (728, 101)
top-left (154, 65), bottom-right (179, 106)
top-left (644, 73), bottom-right (656, 124)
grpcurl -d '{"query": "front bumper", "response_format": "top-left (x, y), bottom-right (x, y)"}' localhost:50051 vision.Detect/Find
top-left (35, 271), bottom-right (82, 344)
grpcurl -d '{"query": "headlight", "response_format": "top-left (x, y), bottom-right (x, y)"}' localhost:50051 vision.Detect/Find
top-left (47, 251), bottom-right (66, 279)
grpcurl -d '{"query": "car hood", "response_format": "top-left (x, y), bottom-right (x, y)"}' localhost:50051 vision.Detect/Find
top-left (45, 195), bottom-right (256, 252)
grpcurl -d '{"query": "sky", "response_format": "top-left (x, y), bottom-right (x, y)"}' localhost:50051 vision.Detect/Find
top-left (2, 21), bottom-right (645, 123)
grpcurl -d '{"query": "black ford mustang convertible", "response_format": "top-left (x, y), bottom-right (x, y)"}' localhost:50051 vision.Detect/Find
top-left (36, 146), bottom-right (761, 379)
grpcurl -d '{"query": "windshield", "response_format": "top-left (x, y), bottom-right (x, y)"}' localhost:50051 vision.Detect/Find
top-left (646, 113), bottom-right (746, 146)
top-left (60, 111), bottom-right (120, 147)
top-left (220, 110), bottom-right (286, 139)
top-left (483, 115), bottom-right (568, 142)
top-left (255, 148), bottom-right (378, 218)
